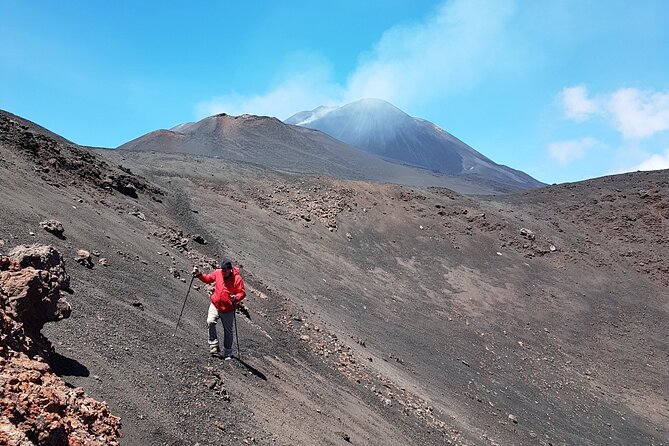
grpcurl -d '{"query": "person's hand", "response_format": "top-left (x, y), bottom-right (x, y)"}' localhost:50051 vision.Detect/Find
top-left (192, 266), bottom-right (201, 277)
top-left (231, 294), bottom-right (237, 305)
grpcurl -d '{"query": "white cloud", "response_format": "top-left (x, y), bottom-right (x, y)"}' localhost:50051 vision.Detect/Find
top-left (195, 0), bottom-right (522, 119)
top-left (632, 149), bottom-right (669, 171)
top-left (559, 87), bottom-right (669, 179)
top-left (561, 86), bottom-right (597, 121)
top-left (548, 137), bottom-right (599, 165)
top-left (343, 0), bottom-right (517, 106)
top-left (561, 86), bottom-right (669, 139)
top-left (195, 64), bottom-right (343, 120)
top-left (608, 88), bottom-right (669, 139)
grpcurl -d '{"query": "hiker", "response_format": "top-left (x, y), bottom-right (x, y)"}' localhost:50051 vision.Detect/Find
top-left (192, 257), bottom-right (246, 358)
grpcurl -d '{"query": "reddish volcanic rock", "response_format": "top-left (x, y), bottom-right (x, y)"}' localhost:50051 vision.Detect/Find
top-left (0, 244), bottom-right (121, 445)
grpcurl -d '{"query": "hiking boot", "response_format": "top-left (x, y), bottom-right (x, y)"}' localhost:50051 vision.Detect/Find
top-left (223, 354), bottom-right (233, 361)
top-left (209, 345), bottom-right (220, 356)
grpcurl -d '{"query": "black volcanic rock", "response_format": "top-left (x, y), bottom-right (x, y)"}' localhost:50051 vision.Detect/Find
top-left (286, 98), bottom-right (543, 190)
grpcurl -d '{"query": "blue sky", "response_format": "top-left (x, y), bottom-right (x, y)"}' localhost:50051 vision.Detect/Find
top-left (2, 0), bottom-right (668, 184)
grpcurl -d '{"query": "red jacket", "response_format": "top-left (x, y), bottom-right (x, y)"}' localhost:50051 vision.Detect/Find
top-left (197, 267), bottom-right (246, 313)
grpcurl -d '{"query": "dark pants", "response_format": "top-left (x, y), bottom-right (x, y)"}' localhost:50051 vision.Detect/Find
top-left (207, 303), bottom-right (234, 356)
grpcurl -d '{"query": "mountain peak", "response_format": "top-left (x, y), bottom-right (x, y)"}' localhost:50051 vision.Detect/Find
top-left (286, 98), bottom-right (407, 126)
top-left (348, 97), bottom-right (394, 107)
top-left (285, 99), bottom-right (543, 189)
top-left (340, 98), bottom-right (409, 120)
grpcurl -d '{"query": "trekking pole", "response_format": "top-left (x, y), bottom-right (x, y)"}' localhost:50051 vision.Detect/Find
top-left (233, 308), bottom-right (241, 359)
top-left (173, 275), bottom-right (195, 337)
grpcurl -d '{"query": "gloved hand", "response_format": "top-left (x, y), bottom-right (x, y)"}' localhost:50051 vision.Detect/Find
top-left (231, 294), bottom-right (237, 305)
top-left (192, 266), bottom-right (201, 277)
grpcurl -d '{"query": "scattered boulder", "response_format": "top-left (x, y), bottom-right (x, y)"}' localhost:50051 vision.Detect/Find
top-left (2, 244), bottom-right (71, 334)
top-left (192, 234), bottom-right (207, 244)
top-left (153, 228), bottom-right (191, 251)
top-left (336, 432), bottom-right (351, 443)
top-left (39, 219), bottom-right (65, 238)
top-left (113, 181), bottom-right (138, 198)
top-left (99, 257), bottom-right (109, 266)
top-left (519, 228), bottom-right (536, 240)
top-left (75, 250), bottom-right (93, 268)
top-left (130, 211), bottom-right (146, 221)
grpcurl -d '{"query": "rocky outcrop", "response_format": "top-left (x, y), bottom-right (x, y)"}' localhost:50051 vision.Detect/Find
top-left (0, 244), bottom-right (121, 445)
top-left (0, 111), bottom-right (163, 199)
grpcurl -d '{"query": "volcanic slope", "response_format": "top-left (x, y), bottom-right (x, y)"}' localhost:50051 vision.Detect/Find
top-left (118, 112), bottom-right (517, 195)
top-left (2, 110), bottom-right (668, 446)
top-left (285, 98), bottom-right (543, 191)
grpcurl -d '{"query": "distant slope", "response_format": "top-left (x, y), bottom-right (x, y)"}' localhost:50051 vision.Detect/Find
top-left (0, 109), bottom-right (161, 199)
top-left (286, 98), bottom-right (543, 190)
top-left (0, 109), bottom-right (75, 146)
top-left (117, 113), bottom-right (516, 194)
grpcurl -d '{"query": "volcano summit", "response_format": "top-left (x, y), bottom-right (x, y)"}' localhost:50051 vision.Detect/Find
top-left (286, 98), bottom-right (543, 191)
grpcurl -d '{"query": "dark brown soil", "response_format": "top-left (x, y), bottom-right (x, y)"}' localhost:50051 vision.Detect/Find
top-left (1, 110), bottom-right (667, 445)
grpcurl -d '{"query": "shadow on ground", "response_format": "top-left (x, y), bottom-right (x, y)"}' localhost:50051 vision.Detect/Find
top-left (49, 351), bottom-right (90, 377)
top-left (234, 357), bottom-right (267, 381)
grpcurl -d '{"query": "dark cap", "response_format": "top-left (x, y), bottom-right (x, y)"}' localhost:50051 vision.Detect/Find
top-left (219, 257), bottom-right (232, 269)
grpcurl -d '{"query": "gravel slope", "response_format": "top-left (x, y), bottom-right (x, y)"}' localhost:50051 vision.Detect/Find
top-left (1, 110), bottom-right (667, 445)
